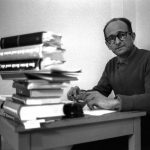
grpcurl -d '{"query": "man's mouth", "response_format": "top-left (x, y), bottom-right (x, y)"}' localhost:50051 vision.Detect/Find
top-left (116, 46), bottom-right (124, 51)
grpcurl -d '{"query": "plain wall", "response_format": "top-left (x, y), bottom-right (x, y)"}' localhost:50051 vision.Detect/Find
top-left (135, 0), bottom-right (150, 49)
top-left (0, 0), bottom-right (140, 95)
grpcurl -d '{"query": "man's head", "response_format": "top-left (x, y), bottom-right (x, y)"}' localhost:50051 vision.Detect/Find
top-left (103, 18), bottom-right (135, 57)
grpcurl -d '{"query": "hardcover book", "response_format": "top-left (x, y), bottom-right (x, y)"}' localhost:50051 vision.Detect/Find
top-left (13, 80), bottom-right (69, 90)
top-left (0, 44), bottom-right (65, 62)
top-left (2, 99), bottom-right (71, 121)
top-left (0, 31), bottom-right (62, 49)
top-left (12, 94), bottom-right (63, 105)
top-left (15, 88), bottom-right (64, 97)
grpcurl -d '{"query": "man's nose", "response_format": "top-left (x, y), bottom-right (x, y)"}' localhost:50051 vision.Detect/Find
top-left (115, 37), bottom-right (121, 44)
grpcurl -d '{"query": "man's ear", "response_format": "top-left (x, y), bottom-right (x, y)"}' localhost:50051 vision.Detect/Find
top-left (105, 41), bottom-right (111, 50)
top-left (131, 32), bottom-right (136, 41)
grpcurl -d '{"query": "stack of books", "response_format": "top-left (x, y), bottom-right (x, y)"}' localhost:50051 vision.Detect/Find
top-left (0, 31), bottom-right (65, 72)
top-left (12, 80), bottom-right (69, 105)
top-left (0, 31), bottom-right (81, 129)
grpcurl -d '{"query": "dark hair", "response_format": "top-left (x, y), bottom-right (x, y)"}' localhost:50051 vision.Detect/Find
top-left (103, 18), bottom-right (133, 39)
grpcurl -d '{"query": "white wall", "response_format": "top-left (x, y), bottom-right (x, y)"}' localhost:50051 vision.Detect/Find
top-left (0, 0), bottom-right (137, 94)
top-left (135, 0), bottom-right (150, 49)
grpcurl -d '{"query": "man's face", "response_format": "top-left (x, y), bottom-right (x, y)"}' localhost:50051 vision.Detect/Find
top-left (105, 20), bottom-right (135, 57)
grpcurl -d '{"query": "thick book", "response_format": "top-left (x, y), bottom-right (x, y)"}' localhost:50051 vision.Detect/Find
top-left (16, 88), bottom-right (64, 97)
top-left (0, 44), bottom-right (65, 62)
top-left (0, 31), bottom-right (62, 49)
top-left (12, 94), bottom-right (63, 105)
top-left (13, 80), bottom-right (69, 90)
top-left (2, 99), bottom-right (71, 121)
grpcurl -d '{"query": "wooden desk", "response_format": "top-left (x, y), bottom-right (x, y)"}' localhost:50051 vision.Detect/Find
top-left (0, 111), bottom-right (146, 150)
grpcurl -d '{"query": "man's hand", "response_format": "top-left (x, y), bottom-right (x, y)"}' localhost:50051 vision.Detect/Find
top-left (67, 88), bottom-right (121, 110)
top-left (85, 91), bottom-right (121, 110)
top-left (67, 86), bottom-right (87, 102)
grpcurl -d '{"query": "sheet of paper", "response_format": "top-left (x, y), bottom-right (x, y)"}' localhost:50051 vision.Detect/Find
top-left (23, 119), bottom-right (45, 129)
top-left (84, 109), bottom-right (116, 116)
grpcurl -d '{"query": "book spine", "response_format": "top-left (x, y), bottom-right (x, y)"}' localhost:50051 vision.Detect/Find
top-left (0, 110), bottom-right (21, 123)
top-left (16, 88), bottom-right (30, 97)
top-left (2, 100), bottom-right (22, 120)
top-left (1, 32), bottom-right (44, 49)
top-left (0, 46), bottom-right (65, 62)
top-left (0, 45), bottom-right (43, 62)
top-left (12, 94), bottom-right (27, 105)
top-left (12, 82), bottom-right (27, 90)
top-left (1, 31), bottom-right (62, 49)
top-left (0, 59), bottom-right (41, 71)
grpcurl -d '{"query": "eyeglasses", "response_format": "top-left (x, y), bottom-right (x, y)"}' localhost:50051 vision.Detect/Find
top-left (105, 31), bottom-right (131, 45)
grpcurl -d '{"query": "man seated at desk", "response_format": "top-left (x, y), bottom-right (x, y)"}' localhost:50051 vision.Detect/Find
top-left (67, 17), bottom-right (150, 150)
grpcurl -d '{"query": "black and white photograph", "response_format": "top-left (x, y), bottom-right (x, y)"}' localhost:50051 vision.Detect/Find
top-left (0, 0), bottom-right (149, 150)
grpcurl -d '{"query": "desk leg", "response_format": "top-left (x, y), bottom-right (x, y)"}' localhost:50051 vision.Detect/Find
top-left (0, 135), bottom-right (1, 150)
top-left (128, 118), bottom-right (141, 150)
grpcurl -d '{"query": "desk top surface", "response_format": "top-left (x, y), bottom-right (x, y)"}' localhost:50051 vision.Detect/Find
top-left (0, 111), bottom-right (146, 133)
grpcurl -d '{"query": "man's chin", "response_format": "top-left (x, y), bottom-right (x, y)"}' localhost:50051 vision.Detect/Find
top-left (114, 48), bottom-right (129, 56)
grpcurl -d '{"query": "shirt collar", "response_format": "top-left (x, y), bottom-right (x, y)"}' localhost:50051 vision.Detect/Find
top-left (116, 45), bottom-right (137, 65)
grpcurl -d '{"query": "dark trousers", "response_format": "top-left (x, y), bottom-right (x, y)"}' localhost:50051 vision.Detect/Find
top-left (72, 135), bottom-right (150, 150)
top-left (72, 136), bottom-right (128, 150)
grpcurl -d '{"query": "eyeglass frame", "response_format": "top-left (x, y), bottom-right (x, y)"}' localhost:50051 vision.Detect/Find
top-left (105, 31), bottom-right (132, 45)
